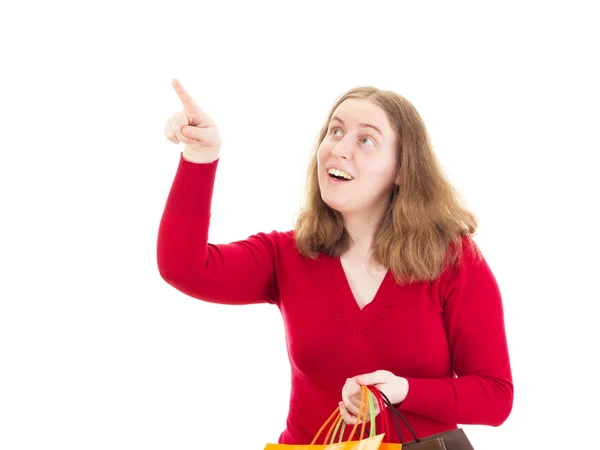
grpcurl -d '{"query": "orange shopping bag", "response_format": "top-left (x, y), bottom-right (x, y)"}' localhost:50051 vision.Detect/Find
top-left (264, 385), bottom-right (385, 450)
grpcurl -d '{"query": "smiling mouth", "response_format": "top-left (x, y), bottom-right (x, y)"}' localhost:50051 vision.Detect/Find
top-left (328, 168), bottom-right (354, 181)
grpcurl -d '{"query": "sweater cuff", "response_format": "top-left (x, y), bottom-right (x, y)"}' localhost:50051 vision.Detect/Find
top-left (398, 377), bottom-right (455, 419)
top-left (163, 152), bottom-right (219, 218)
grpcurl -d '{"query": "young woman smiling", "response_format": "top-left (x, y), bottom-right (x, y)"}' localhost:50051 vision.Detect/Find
top-left (157, 79), bottom-right (513, 445)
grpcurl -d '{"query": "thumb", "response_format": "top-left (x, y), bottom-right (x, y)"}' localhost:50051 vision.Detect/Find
top-left (174, 111), bottom-right (188, 129)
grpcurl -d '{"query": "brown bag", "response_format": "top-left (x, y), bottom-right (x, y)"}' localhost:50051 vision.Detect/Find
top-left (402, 428), bottom-right (473, 450)
top-left (377, 389), bottom-right (475, 450)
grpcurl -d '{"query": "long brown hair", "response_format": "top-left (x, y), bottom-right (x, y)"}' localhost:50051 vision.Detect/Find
top-left (294, 86), bottom-right (481, 285)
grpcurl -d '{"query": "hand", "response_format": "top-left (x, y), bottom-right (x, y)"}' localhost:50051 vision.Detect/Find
top-left (165, 79), bottom-right (222, 161)
top-left (340, 370), bottom-right (409, 425)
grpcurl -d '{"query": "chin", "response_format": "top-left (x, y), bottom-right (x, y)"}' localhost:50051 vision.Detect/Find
top-left (320, 194), bottom-right (350, 215)
top-left (318, 180), bottom-right (352, 214)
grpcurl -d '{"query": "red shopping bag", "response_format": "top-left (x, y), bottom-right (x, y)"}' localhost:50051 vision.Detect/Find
top-left (264, 385), bottom-right (385, 449)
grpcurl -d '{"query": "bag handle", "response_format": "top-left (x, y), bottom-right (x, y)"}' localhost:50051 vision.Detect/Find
top-left (331, 385), bottom-right (377, 443)
top-left (310, 408), bottom-right (340, 445)
top-left (332, 385), bottom-right (377, 443)
top-left (311, 385), bottom-right (378, 445)
top-left (377, 389), bottom-right (421, 443)
top-left (310, 385), bottom-right (422, 445)
top-left (349, 385), bottom-right (377, 442)
top-left (331, 385), bottom-right (369, 443)
top-left (366, 386), bottom-right (389, 442)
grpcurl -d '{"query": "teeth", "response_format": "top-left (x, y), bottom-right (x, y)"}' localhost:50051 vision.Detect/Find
top-left (328, 168), bottom-right (353, 180)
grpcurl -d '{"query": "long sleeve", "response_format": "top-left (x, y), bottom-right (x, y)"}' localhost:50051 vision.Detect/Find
top-left (398, 236), bottom-right (513, 426)
top-left (157, 153), bottom-right (280, 305)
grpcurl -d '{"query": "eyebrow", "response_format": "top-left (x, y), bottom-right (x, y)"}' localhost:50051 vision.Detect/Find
top-left (330, 116), bottom-right (384, 138)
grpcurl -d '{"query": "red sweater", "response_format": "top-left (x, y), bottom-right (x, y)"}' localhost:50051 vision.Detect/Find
top-left (156, 154), bottom-right (513, 444)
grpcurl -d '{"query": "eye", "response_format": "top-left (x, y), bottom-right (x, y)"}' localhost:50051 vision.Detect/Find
top-left (331, 128), bottom-right (343, 136)
top-left (361, 136), bottom-right (375, 146)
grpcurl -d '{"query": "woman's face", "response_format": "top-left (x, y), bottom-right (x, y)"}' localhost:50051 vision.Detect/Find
top-left (317, 98), bottom-right (399, 220)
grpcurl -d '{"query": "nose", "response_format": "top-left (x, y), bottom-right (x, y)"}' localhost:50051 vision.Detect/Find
top-left (331, 137), bottom-right (354, 160)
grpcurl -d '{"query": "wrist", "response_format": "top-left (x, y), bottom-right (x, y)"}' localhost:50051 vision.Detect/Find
top-left (182, 145), bottom-right (220, 163)
top-left (392, 376), bottom-right (409, 405)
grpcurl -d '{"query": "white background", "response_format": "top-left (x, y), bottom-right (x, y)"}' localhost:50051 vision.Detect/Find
top-left (1, 1), bottom-right (598, 449)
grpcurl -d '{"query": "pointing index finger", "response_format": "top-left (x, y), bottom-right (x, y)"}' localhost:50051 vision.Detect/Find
top-left (172, 78), bottom-right (198, 112)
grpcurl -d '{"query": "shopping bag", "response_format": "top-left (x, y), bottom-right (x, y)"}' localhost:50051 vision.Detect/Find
top-left (376, 390), bottom-right (474, 450)
top-left (264, 385), bottom-right (385, 449)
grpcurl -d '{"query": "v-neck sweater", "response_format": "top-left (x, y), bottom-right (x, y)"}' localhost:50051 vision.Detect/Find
top-left (156, 154), bottom-right (513, 444)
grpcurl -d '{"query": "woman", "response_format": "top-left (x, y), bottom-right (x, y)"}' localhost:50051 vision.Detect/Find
top-left (157, 79), bottom-right (513, 444)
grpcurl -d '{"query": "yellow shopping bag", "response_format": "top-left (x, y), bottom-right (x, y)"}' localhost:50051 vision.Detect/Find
top-left (264, 385), bottom-right (385, 450)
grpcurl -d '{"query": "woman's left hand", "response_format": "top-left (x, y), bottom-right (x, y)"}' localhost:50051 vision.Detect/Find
top-left (339, 370), bottom-right (409, 425)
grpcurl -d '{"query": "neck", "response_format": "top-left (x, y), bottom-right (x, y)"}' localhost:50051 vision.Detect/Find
top-left (342, 211), bottom-right (382, 261)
